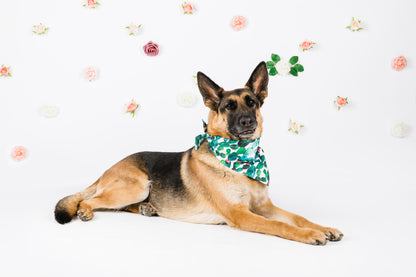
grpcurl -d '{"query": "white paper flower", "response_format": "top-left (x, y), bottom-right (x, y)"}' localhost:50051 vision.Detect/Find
top-left (177, 92), bottom-right (197, 107)
top-left (275, 60), bottom-right (291, 75)
top-left (39, 105), bottom-right (60, 118)
top-left (288, 119), bottom-right (304, 134)
top-left (33, 23), bottom-right (49, 35)
top-left (126, 23), bottom-right (141, 36)
top-left (391, 123), bottom-right (407, 138)
top-left (346, 17), bottom-right (363, 32)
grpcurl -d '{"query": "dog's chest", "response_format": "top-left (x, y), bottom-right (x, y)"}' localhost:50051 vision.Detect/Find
top-left (218, 169), bottom-right (269, 207)
top-left (191, 143), bottom-right (269, 207)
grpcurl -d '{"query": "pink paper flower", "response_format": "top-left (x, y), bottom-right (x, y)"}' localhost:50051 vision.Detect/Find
top-left (182, 2), bottom-right (194, 14)
top-left (334, 96), bottom-right (349, 110)
top-left (126, 100), bottom-right (139, 117)
top-left (0, 65), bottom-right (11, 77)
top-left (84, 66), bottom-right (98, 81)
top-left (83, 0), bottom-right (99, 9)
top-left (11, 146), bottom-right (27, 161)
top-left (231, 16), bottom-right (246, 31)
top-left (392, 56), bottom-right (407, 71)
top-left (300, 40), bottom-right (315, 51)
top-left (143, 41), bottom-right (159, 56)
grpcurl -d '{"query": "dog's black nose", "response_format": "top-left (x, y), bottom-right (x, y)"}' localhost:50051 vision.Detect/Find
top-left (239, 116), bottom-right (254, 127)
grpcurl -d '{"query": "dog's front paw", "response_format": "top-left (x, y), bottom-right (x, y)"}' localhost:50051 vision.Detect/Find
top-left (77, 209), bottom-right (94, 221)
top-left (321, 227), bottom-right (343, 241)
top-left (303, 229), bottom-right (328, 246)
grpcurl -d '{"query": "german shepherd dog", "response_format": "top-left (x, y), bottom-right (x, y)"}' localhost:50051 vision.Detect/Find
top-left (55, 62), bottom-right (343, 245)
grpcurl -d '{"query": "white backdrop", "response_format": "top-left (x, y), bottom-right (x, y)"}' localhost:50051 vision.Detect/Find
top-left (1, 1), bottom-right (415, 276)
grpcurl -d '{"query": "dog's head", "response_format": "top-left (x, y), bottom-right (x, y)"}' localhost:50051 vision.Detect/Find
top-left (197, 62), bottom-right (268, 140)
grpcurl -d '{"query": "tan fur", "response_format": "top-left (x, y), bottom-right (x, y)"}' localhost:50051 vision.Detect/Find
top-left (76, 157), bottom-right (151, 221)
top-left (207, 111), bottom-right (229, 139)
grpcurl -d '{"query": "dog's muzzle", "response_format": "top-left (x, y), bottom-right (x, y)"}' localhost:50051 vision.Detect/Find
top-left (237, 115), bottom-right (257, 138)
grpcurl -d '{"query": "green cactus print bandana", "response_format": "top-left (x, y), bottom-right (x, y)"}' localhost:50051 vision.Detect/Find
top-left (195, 127), bottom-right (270, 186)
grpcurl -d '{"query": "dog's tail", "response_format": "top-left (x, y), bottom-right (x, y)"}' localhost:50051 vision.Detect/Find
top-left (54, 180), bottom-right (99, 224)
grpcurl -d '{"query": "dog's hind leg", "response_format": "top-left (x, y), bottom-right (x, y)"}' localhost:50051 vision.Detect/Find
top-left (77, 158), bottom-right (151, 221)
top-left (54, 180), bottom-right (99, 224)
top-left (124, 202), bottom-right (158, 217)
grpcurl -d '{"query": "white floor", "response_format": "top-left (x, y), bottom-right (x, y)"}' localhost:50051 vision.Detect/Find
top-left (1, 181), bottom-right (415, 277)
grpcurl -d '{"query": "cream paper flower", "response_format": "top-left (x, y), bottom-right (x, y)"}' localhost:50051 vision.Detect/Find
top-left (391, 123), bottom-right (407, 138)
top-left (39, 105), bottom-right (60, 118)
top-left (177, 92), bottom-right (197, 107)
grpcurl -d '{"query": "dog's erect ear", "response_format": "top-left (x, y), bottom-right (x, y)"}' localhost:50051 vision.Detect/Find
top-left (197, 72), bottom-right (223, 111)
top-left (245, 61), bottom-right (269, 106)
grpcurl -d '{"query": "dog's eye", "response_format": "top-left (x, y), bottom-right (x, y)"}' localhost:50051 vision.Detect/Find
top-left (225, 101), bottom-right (237, 110)
top-left (246, 98), bottom-right (255, 107)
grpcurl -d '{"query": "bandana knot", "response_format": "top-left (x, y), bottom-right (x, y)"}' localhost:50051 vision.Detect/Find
top-left (195, 127), bottom-right (270, 186)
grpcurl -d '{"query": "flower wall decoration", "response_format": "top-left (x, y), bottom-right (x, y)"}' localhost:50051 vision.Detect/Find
top-left (266, 54), bottom-right (304, 76)
top-left (11, 146), bottom-right (27, 162)
top-left (334, 96), bottom-right (349, 110)
top-left (177, 92), bottom-right (197, 108)
top-left (391, 123), bottom-right (408, 138)
top-left (126, 23), bottom-right (142, 36)
top-left (182, 2), bottom-right (194, 14)
top-left (39, 105), bottom-right (60, 118)
top-left (126, 100), bottom-right (139, 117)
top-left (84, 66), bottom-right (98, 81)
top-left (346, 17), bottom-right (363, 32)
top-left (300, 40), bottom-right (315, 51)
top-left (83, 0), bottom-right (99, 9)
top-left (392, 56), bottom-right (407, 71)
top-left (0, 65), bottom-right (11, 77)
top-left (231, 16), bottom-right (246, 31)
top-left (288, 120), bottom-right (304, 134)
top-left (1, 2), bottom-right (414, 187)
top-left (33, 23), bottom-right (49, 35)
top-left (143, 41), bottom-right (159, 56)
